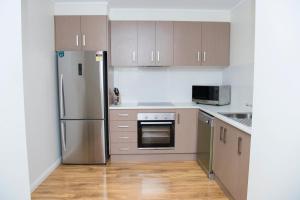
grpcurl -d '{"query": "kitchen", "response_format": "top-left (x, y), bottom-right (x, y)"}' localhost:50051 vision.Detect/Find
top-left (1, 0), bottom-right (300, 200)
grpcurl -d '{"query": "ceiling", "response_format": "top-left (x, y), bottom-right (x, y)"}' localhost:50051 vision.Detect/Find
top-left (54, 0), bottom-right (242, 10)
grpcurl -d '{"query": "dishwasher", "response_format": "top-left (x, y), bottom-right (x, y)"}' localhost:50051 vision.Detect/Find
top-left (197, 111), bottom-right (214, 179)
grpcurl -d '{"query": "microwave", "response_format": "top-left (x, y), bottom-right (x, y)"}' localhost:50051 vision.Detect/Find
top-left (192, 85), bottom-right (231, 106)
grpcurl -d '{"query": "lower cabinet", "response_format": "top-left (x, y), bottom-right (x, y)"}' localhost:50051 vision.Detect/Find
top-left (213, 119), bottom-right (251, 200)
top-left (109, 108), bottom-right (198, 156)
top-left (175, 109), bottom-right (198, 153)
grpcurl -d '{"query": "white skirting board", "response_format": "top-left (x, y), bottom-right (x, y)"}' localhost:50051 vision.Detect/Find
top-left (30, 157), bottom-right (61, 192)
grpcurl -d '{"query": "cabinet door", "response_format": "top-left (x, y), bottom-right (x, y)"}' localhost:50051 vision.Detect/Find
top-left (237, 131), bottom-right (251, 200)
top-left (81, 16), bottom-right (107, 51)
top-left (174, 22), bottom-right (202, 66)
top-left (137, 21), bottom-right (156, 66)
top-left (222, 125), bottom-right (240, 200)
top-left (156, 21), bottom-right (174, 66)
top-left (175, 109), bottom-right (198, 153)
top-left (55, 16), bottom-right (81, 50)
top-left (201, 22), bottom-right (230, 66)
top-left (111, 21), bottom-right (138, 66)
top-left (212, 119), bottom-right (226, 182)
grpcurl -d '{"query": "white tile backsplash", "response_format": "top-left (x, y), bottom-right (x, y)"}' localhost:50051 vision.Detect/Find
top-left (113, 66), bottom-right (223, 103)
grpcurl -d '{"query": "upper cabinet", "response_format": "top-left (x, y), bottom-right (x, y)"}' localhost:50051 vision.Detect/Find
top-left (201, 22), bottom-right (230, 66)
top-left (155, 21), bottom-right (174, 66)
top-left (111, 21), bottom-right (138, 66)
top-left (110, 21), bottom-right (230, 67)
top-left (110, 21), bottom-right (174, 67)
top-left (174, 22), bottom-right (230, 66)
top-left (55, 16), bottom-right (108, 51)
top-left (174, 22), bottom-right (202, 66)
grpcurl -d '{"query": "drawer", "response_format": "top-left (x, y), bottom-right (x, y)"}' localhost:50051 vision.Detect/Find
top-left (110, 143), bottom-right (138, 154)
top-left (110, 110), bottom-right (137, 121)
top-left (110, 121), bottom-right (137, 132)
top-left (110, 132), bottom-right (137, 143)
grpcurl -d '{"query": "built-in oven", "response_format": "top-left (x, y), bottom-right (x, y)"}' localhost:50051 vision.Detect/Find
top-left (137, 113), bottom-right (176, 149)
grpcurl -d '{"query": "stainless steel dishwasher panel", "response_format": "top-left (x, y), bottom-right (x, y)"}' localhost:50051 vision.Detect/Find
top-left (197, 111), bottom-right (214, 178)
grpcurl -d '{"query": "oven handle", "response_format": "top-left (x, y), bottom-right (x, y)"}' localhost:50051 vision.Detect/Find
top-left (140, 122), bottom-right (173, 125)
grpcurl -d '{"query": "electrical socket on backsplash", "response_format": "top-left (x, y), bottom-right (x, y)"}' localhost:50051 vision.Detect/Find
top-left (245, 103), bottom-right (253, 108)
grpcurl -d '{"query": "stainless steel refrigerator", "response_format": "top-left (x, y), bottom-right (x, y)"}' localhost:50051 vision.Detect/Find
top-left (57, 51), bottom-right (108, 164)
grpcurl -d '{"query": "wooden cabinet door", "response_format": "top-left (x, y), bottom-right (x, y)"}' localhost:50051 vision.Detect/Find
top-left (222, 125), bottom-right (240, 200)
top-left (55, 16), bottom-right (81, 50)
top-left (155, 21), bottom-right (174, 66)
top-left (212, 120), bottom-right (223, 178)
top-left (81, 16), bottom-right (107, 51)
top-left (175, 109), bottom-right (198, 153)
top-left (137, 21), bottom-right (156, 66)
top-left (174, 22), bottom-right (202, 66)
top-left (201, 22), bottom-right (230, 66)
top-left (237, 131), bottom-right (251, 200)
top-left (111, 21), bottom-right (138, 66)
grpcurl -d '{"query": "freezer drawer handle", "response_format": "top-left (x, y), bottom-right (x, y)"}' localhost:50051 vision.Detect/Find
top-left (61, 121), bottom-right (67, 151)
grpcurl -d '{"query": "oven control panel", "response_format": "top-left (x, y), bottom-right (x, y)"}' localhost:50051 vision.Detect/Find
top-left (137, 113), bottom-right (176, 121)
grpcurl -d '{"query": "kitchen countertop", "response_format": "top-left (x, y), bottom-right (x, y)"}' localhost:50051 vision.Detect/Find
top-left (109, 102), bottom-right (252, 135)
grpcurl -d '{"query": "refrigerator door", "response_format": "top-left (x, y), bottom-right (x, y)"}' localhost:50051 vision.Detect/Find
top-left (58, 51), bottom-right (105, 120)
top-left (61, 120), bottom-right (106, 164)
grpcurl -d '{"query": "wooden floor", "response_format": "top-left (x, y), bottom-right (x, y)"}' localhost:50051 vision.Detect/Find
top-left (32, 161), bottom-right (228, 200)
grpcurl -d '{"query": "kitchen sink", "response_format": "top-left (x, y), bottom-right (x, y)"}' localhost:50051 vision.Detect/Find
top-left (219, 112), bottom-right (252, 127)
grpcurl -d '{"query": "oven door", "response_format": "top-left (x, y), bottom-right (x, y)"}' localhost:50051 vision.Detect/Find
top-left (138, 121), bottom-right (175, 149)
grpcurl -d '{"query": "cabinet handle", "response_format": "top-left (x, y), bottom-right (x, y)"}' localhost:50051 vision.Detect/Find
top-left (119, 136), bottom-right (129, 139)
top-left (223, 128), bottom-right (227, 144)
top-left (82, 34), bottom-right (86, 46)
top-left (118, 113), bottom-right (129, 117)
top-left (119, 148), bottom-right (129, 151)
top-left (132, 51), bottom-right (136, 62)
top-left (76, 34), bottom-right (79, 46)
top-left (197, 51), bottom-right (200, 62)
top-left (118, 125), bottom-right (129, 128)
top-left (238, 137), bottom-right (242, 155)
top-left (177, 113), bottom-right (180, 124)
top-left (151, 51), bottom-right (154, 62)
top-left (203, 51), bottom-right (207, 62)
top-left (219, 127), bottom-right (223, 141)
top-left (157, 51), bottom-right (160, 63)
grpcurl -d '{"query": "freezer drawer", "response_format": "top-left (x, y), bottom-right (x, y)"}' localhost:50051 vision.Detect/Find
top-left (60, 120), bottom-right (106, 164)
top-left (58, 51), bottom-right (105, 119)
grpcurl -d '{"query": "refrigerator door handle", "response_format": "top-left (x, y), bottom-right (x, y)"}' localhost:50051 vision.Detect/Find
top-left (61, 121), bottom-right (67, 151)
top-left (60, 74), bottom-right (66, 118)
top-left (99, 52), bottom-right (105, 119)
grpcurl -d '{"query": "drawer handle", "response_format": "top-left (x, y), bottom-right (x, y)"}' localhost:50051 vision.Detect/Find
top-left (118, 125), bottom-right (129, 128)
top-left (119, 136), bottom-right (129, 139)
top-left (118, 114), bottom-right (129, 117)
top-left (119, 148), bottom-right (129, 151)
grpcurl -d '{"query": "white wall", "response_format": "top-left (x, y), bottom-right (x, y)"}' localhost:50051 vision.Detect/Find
top-left (0, 0), bottom-right (31, 199)
top-left (114, 67), bottom-right (223, 103)
top-left (54, 2), bottom-right (230, 22)
top-left (22, 0), bottom-right (61, 191)
top-left (248, 0), bottom-right (300, 199)
top-left (223, 0), bottom-right (255, 107)
top-left (109, 8), bottom-right (230, 21)
top-left (55, 2), bottom-right (108, 15)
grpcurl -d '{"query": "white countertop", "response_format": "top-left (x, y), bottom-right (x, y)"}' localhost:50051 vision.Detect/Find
top-left (109, 102), bottom-right (252, 135)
